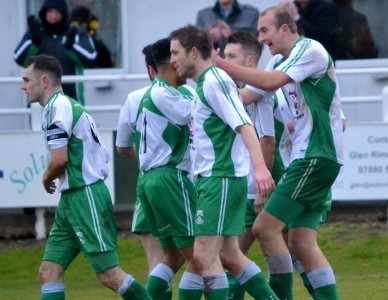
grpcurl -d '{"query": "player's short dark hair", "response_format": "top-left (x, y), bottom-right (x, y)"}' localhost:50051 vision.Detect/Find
top-left (25, 54), bottom-right (63, 85)
top-left (151, 38), bottom-right (171, 67)
top-left (227, 31), bottom-right (262, 62)
top-left (142, 44), bottom-right (158, 72)
top-left (169, 25), bottom-right (212, 59)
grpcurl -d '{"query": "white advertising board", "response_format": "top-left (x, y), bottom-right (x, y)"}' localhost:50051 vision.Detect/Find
top-left (0, 131), bottom-right (114, 208)
top-left (332, 123), bottom-right (388, 200)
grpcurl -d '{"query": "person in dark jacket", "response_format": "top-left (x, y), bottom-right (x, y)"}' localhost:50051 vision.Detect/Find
top-left (14, 0), bottom-right (97, 105)
top-left (280, 0), bottom-right (341, 61)
top-left (333, 0), bottom-right (378, 59)
top-left (70, 5), bottom-right (114, 68)
top-left (196, 0), bottom-right (259, 57)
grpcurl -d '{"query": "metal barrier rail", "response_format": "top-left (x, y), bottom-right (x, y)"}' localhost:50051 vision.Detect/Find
top-left (0, 73), bottom-right (149, 84)
top-left (0, 69), bottom-right (388, 117)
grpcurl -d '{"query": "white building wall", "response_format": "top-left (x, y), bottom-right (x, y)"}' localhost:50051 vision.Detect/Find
top-left (1, 0), bottom-right (388, 130)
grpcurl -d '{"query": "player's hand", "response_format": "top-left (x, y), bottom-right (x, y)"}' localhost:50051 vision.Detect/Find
top-left (208, 25), bottom-right (221, 43)
top-left (211, 48), bottom-right (221, 65)
top-left (218, 20), bottom-right (232, 38)
top-left (286, 120), bottom-right (295, 134)
top-left (254, 193), bottom-right (268, 214)
top-left (254, 166), bottom-right (275, 198)
top-left (27, 15), bottom-right (43, 46)
top-left (43, 180), bottom-right (57, 194)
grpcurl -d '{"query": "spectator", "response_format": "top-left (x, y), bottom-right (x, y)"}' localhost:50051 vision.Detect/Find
top-left (14, 0), bottom-right (97, 105)
top-left (21, 54), bottom-right (151, 300)
top-left (279, 0), bottom-right (341, 61)
top-left (70, 5), bottom-right (115, 68)
top-left (196, 0), bottom-right (259, 57)
top-left (333, 0), bottom-right (378, 59)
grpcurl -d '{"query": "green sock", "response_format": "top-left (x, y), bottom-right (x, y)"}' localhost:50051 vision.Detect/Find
top-left (307, 267), bottom-right (338, 300)
top-left (299, 271), bottom-right (315, 298)
top-left (269, 273), bottom-right (293, 300)
top-left (122, 278), bottom-right (152, 300)
top-left (41, 283), bottom-right (65, 300)
top-left (242, 272), bottom-right (279, 300)
top-left (41, 292), bottom-right (65, 300)
top-left (178, 271), bottom-right (203, 300)
top-left (179, 288), bottom-right (203, 300)
top-left (314, 284), bottom-right (339, 300)
top-left (293, 260), bottom-right (315, 298)
top-left (236, 262), bottom-right (278, 300)
top-left (226, 271), bottom-right (245, 300)
top-left (145, 275), bottom-right (172, 300)
top-left (204, 288), bottom-right (229, 300)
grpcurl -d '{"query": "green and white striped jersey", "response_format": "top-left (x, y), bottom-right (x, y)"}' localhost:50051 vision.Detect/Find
top-left (116, 86), bottom-right (150, 150)
top-left (272, 90), bottom-right (292, 184)
top-left (137, 78), bottom-right (194, 173)
top-left (193, 66), bottom-right (252, 177)
top-left (270, 36), bottom-right (344, 164)
top-left (42, 92), bottom-right (110, 192)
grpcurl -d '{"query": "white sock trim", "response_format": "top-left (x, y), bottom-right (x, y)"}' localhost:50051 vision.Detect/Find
top-left (236, 262), bottom-right (261, 285)
top-left (41, 282), bottom-right (65, 294)
top-left (116, 274), bottom-right (135, 296)
top-left (266, 253), bottom-right (293, 274)
top-left (293, 260), bottom-right (305, 274)
top-left (307, 267), bottom-right (336, 289)
top-left (149, 263), bottom-right (174, 283)
top-left (179, 271), bottom-right (204, 289)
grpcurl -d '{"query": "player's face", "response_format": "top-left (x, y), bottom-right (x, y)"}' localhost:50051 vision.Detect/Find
top-left (170, 39), bottom-right (195, 80)
top-left (258, 12), bottom-right (284, 56)
top-left (46, 8), bottom-right (62, 24)
top-left (224, 43), bottom-right (247, 67)
top-left (21, 66), bottom-right (44, 104)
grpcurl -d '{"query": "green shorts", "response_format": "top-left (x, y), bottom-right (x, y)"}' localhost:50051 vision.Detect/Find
top-left (131, 198), bottom-right (151, 234)
top-left (137, 167), bottom-right (196, 249)
top-left (245, 199), bottom-right (256, 228)
top-left (43, 181), bottom-right (119, 273)
top-left (265, 158), bottom-right (340, 231)
top-left (195, 176), bottom-right (247, 236)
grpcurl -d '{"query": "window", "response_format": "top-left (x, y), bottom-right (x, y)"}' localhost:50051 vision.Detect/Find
top-left (27, 0), bottom-right (122, 68)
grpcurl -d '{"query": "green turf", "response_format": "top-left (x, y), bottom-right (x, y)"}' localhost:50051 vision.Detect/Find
top-left (0, 222), bottom-right (387, 299)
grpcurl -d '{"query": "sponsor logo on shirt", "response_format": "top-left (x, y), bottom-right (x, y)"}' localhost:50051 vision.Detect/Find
top-left (46, 125), bottom-right (67, 141)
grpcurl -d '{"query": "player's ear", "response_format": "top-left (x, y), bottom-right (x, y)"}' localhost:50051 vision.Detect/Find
top-left (246, 55), bottom-right (255, 67)
top-left (41, 74), bottom-right (50, 88)
top-left (191, 47), bottom-right (199, 59)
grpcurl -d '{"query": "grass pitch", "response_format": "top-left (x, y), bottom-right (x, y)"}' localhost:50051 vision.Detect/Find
top-left (0, 221), bottom-right (387, 299)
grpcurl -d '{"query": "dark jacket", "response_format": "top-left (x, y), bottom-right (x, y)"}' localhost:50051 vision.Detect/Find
top-left (13, 0), bottom-right (97, 104)
top-left (196, 0), bottom-right (259, 57)
top-left (295, 0), bottom-right (340, 60)
top-left (334, 4), bottom-right (378, 59)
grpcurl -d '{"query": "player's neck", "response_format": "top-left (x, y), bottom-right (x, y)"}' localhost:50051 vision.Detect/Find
top-left (192, 59), bottom-right (213, 83)
top-left (41, 88), bottom-right (62, 106)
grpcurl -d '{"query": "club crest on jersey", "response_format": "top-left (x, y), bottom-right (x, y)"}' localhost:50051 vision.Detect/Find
top-left (196, 210), bottom-right (204, 225)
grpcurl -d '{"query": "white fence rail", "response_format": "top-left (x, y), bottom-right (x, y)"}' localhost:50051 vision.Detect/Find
top-left (1, 68), bottom-right (388, 119)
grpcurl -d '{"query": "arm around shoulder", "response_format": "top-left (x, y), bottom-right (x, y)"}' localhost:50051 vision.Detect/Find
top-left (216, 57), bottom-right (291, 91)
